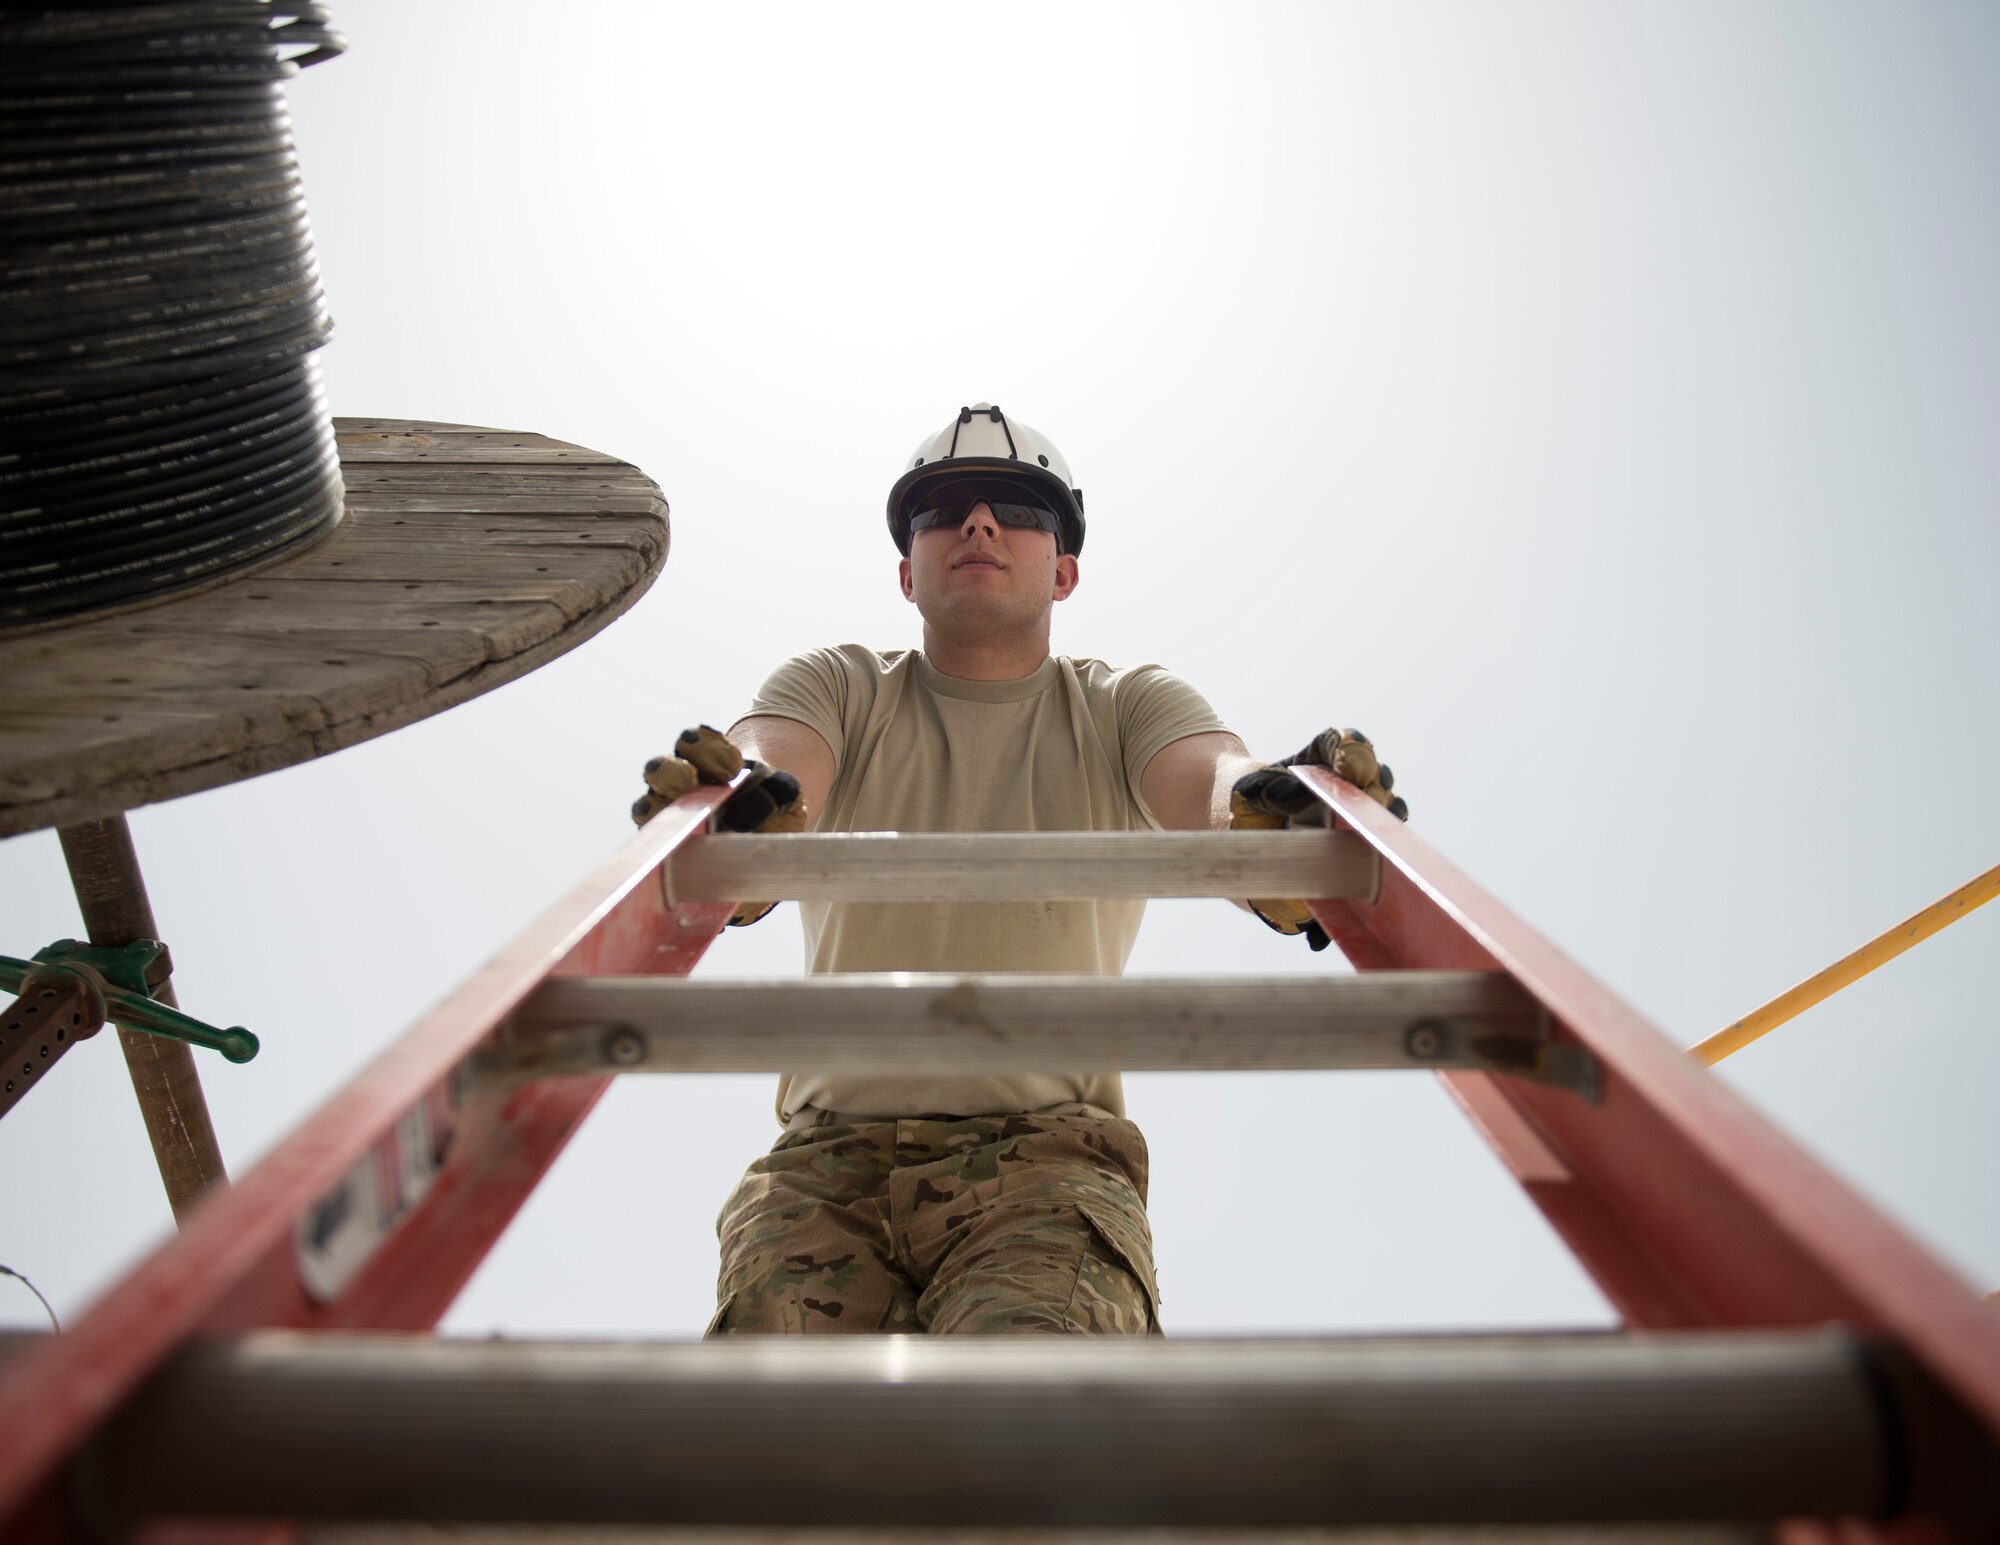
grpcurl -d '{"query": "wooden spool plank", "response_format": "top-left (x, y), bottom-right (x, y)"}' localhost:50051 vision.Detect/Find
top-left (336, 478), bottom-right (663, 508)
top-left (6, 634), bottom-right (469, 720)
top-left (340, 477), bottom-right (657, 501)
top-left (338, 441), bottom-right (626, 466)
top-left (341, 492), bottom-right (664, 516)
top-left (333, 421), bottom-right (626, 456)
top-left (0, 419), bottom-right (668, 836)
top-left (163, 555), bottom-right (644, 595)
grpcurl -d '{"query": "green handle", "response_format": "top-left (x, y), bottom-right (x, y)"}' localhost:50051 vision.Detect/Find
top-left (0, 953), bottom-right (259, 1063)
top-left (109, 993), bottom-right (261, 1064)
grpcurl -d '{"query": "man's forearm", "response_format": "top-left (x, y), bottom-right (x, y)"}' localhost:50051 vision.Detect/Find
top-left (1205, 751), bottom-right (1268, 828)
top-left (727, 714), bottom-right (837, 827)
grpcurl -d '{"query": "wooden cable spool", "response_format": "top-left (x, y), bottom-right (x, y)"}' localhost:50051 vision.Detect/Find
top-left (1, 419), bottom-right (671, 837)
top-left (0, 3), bottom-right (350, 630)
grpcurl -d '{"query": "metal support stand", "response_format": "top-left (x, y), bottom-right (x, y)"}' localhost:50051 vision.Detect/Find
top-left (56, 817), bottom-right (225, 1220)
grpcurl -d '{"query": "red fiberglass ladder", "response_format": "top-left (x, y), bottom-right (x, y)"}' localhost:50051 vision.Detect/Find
top-left (2, 770), bottom-right (1997, 1539)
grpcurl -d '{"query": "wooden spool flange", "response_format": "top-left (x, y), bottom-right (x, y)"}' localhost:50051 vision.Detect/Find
top-left (0, 418), bottom-right (670, 837)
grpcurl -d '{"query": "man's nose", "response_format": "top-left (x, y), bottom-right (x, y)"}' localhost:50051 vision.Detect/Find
top-left (960, 502), bottom-right (999, 538)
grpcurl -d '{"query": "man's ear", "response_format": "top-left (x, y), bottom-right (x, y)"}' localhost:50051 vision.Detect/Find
top-left (1052, 553), bottom-right (1080, 602)
top-left (898, 556), bottom-right (915, 602)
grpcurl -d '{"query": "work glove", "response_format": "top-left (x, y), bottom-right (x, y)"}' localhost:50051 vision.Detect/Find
top-left (1230, 727), bottom-right (1408, 952)
top-left (631, 725), bottom-right (805, 927)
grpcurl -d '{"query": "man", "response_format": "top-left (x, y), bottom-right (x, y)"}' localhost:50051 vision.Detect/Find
top-left (635, 403), bottom-right (1404, 1336)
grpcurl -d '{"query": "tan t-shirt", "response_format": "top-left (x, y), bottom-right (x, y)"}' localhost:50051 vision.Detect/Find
top-left (746, 645), bottom-right (1229, 1125)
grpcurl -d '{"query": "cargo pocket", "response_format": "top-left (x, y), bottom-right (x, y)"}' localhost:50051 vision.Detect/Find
top-left (1075, 1201), bottom-right (1163, 1335)
top-left (702, 1290), bottom-right (737, 1339)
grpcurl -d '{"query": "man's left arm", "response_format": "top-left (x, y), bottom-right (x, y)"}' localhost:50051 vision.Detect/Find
top-left (1139, 731), bottom-right (1264, 831)
top-left (1142, 727), bottom-right (1412, 950)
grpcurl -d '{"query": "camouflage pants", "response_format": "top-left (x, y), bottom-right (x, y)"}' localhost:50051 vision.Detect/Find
top-left (711, 1105), bottom-right (1159, 1335)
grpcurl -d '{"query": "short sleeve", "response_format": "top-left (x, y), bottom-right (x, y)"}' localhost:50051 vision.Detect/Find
top-left (1114, 664), bottom-right (1231, 794)
top-left (746, 648), bottom-right (854, 764)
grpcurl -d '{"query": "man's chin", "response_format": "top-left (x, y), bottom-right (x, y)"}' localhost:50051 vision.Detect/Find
top-left (918, 592), bottom-right (1039, 632)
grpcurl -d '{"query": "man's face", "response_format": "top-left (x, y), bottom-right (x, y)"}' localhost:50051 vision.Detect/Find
top-left (898, 500), bottom-right (1080, 637)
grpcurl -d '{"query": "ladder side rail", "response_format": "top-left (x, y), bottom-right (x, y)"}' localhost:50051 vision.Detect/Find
top-left (1296, 767), bottom-right (2000, 1445)
top-left (1440, 1071), bottom-right (1716, 1328)
top-left (0, 787), bottom-right (737, 1537)
top-left (1298, 803), bottom-right (1726, 1327)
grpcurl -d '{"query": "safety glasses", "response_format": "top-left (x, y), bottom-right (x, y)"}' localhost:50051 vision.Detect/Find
top-left (906, 478), bottom-right (1064, 546)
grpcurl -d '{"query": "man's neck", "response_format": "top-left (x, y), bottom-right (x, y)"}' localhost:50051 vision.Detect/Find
top-left (920, 626), bottom-right (1053, 682)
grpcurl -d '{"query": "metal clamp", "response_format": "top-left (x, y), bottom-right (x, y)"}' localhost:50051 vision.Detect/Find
top-left (0, 940), bottom-right (258, 1064)
top-left (1402, 1017), bottom-right (1601, 1101)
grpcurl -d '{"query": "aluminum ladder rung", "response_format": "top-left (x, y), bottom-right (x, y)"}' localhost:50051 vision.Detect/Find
top-left (97, 1329), bottom-right (1891, 1528)
top-left (487, 971), bottom-right (1594, 1096)
top-left (664, 828), bottom-right (1377, 903)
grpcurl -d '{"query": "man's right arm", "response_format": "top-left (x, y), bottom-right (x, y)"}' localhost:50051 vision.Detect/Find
top-left (728, 715), bottom-right (836, 830)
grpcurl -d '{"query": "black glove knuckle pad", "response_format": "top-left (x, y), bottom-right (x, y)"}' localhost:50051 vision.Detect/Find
top-left (1282, 727), bottom-right (1344, 768)
top-left (719, 763), bottom-right (801, 834)
top-left (719, 786), bottom-right (774, 833)
top-left (1232, 765), bottom-right (1315, 818)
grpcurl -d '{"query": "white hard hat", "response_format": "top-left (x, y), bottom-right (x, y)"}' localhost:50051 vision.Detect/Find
top-left (886, 403), bottom-right (1086, 557)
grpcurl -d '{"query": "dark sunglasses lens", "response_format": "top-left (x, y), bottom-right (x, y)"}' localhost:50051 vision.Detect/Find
top-left (989, 502), bottom-right (1058, 533)
top-left (909, 481), bottom-right (1061, 537)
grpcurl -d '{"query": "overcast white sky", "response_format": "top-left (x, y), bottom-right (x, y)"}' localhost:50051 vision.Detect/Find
top-left (4, 1), bottom-right (1997, 1339)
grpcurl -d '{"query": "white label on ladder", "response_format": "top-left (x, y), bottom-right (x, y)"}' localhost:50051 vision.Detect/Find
top-left (297, 1086), bottom-right (459, 1304)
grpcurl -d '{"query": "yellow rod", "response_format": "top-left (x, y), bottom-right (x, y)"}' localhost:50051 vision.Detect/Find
top-left (1693, 860), bottom-right (2000, 1066)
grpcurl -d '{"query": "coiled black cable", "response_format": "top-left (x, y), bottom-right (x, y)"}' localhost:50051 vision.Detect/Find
top-left (0, 1), bottom-right (347, 630)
